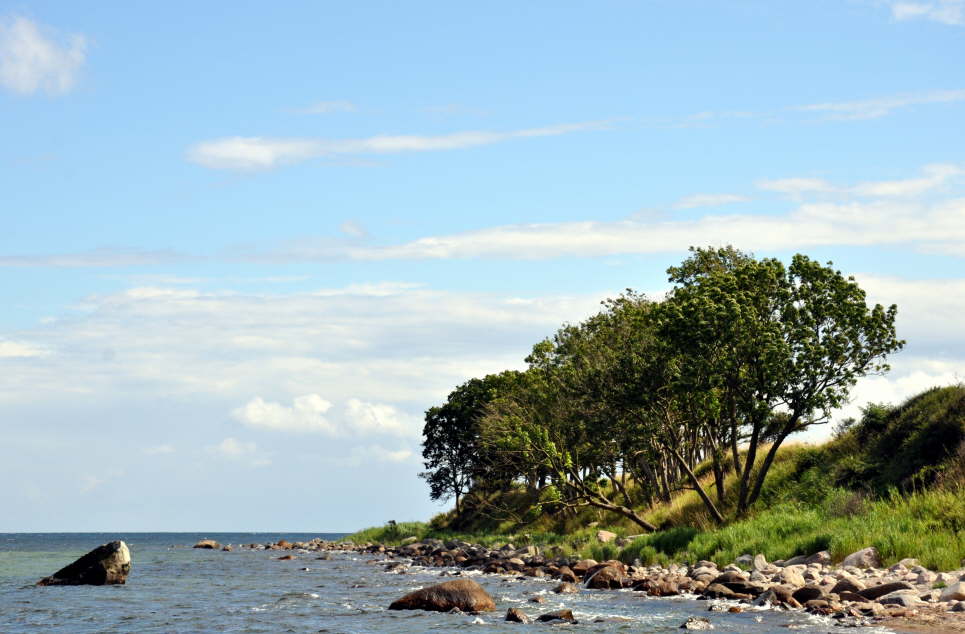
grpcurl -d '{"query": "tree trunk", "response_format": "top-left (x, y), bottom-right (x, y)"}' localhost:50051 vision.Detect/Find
top-left (668, 445), bottom-right (725, 525)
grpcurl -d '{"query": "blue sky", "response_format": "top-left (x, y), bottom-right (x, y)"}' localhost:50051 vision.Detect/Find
top-left (2, 1), bottom-right (964, 531)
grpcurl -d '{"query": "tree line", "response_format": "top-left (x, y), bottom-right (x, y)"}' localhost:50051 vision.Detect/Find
top-left (420, 247), bottom-right (904, 530)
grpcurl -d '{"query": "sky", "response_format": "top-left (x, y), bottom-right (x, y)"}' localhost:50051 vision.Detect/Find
top-left (2, 0), bottom-right (964, 532)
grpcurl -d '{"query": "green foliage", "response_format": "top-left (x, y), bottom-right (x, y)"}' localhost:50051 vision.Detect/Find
top-left (420, 370), bottom-right (524, 516)
top-left (835, 386), bottom-right (965, 492)
top-left (345, 521), bottom-right (431, 545)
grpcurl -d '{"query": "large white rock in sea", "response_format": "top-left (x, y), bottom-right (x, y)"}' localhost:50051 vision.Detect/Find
top-left (37, 540), bottom-right (131, 586)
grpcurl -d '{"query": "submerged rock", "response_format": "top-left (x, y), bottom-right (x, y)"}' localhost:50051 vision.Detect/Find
top-left (505, 607), bottom-right (530, 623)
top-left (388, 578), bottom-right (495, 613)
top-left (37, 540), bottom-right (131, 586)
top-left (536, 609), bottom-right (576, 623)
top-left (680, 616), bottom-right (714, 630)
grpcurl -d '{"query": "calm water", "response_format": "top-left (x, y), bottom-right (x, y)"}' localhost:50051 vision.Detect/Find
top-left (0, 533), bottom-right (892, 633)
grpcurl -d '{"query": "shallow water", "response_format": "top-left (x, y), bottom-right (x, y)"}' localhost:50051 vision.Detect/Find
top-left (0, 533), bottom-right (894, 633)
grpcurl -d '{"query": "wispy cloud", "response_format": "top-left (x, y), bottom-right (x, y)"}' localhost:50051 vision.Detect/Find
top-left (759, 163), bottom-right (963, 198)
top-left (673, 193), bottom-right (749, 209)
top-left (291, 100), bottom-right (357, 114)
top-left (795, 89), bottom-right (965, 120)
top-left (0, 16), bottom-right (87, 95)
top-left (0, 339), bottom-right (49, 358)
top-left (757, 177), bottom-right (837, 196)
top-left (0, 247), bottom-right (186, 268)
top-left (250, 164), bottom-right (964, 261)
top-left (186, 121), bottom-right (612, 170)
top-left (889, 0), bottom-right (965, 25)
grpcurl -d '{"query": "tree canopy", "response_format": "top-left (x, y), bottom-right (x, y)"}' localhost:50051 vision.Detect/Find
top-left (419, 247), bottom-right (904, 529)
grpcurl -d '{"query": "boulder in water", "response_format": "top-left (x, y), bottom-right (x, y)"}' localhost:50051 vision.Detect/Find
top-left (37, 540), bottom-right (131, 586)
top-left (388, 578), bottom-right (495, 613)
top-left (193, 539), bottom-right (221, 549)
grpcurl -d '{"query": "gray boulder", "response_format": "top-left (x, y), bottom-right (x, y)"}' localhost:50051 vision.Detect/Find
top-left (38, 540), bottom-right (131, 586)
top-left (841, 547), bottom-right (881, 569)
top-left (941, 582), bottom-right (965, 602)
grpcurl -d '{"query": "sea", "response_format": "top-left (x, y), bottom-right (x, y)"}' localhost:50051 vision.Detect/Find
top-left (0, 533), bottom-right (894, 633)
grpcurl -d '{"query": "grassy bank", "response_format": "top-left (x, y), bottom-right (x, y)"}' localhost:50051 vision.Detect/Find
top-left (348, 386), bottom-right (965, 571)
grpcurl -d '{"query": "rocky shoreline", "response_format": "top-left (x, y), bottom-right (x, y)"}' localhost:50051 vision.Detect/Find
top-left (199, 537), bottom-right (965, 631)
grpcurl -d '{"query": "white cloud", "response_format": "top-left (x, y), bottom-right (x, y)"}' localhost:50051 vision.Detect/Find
top-left (233, 395), bottom-right (419, 437)
top-left (309, 197), bottom-right (964, 262)
top-left (673, 193), bottom-right (749, 209)
top-left (795, 89), bottom-right (965, 120)
top-left (889, 0), bottom-right (964, 25)
top-left (232, 394), bottom-right (336, 434)
top-left (345, 398), bottom-right (419, 437)
top-left (0, 16), bottom-right (86, 95)
top-left (293, 100), bottom-right (357, 114)
top-left (0, 339), bottom-right (48, 358)
top-left (186, 121), bottom-right (610, 170)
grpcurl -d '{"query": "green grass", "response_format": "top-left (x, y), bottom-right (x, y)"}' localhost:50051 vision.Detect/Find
top-left (614, 487), bottom-right (965, 571)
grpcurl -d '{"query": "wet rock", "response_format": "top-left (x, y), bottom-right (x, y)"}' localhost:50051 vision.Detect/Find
top-left (37, 540), bottom-right (131, 586)
top-left (505, 607), bottom-right (530, 623)
top-left (711, 570), bottom-right (747, 585)
top-left (277, 554), bottom-right (296, 560)
top-left (557, 565), bottom-right (579, 583)
top-left (792, 584), bottom-right (825, 603)
top-left (857, 581), bottom-right (913, 601)
top-left (537, 609), bottom-right (576, 623)
top-left (831, 576), bottom-right (865, 594)
top-left (703, 583), bottom-right (749, 600)
top-left (553, 582), bottom-right (579, 594)
top-left (680, 616), bottom-right (714, 630)
top-left (193, 539), bottom-right (221, 549)
top-left (841, 547), bottom-right (881, 569)
top-left (721, 580), bottom-right (764, 597)
top-left (572, 559), bottom-right (597, 577)
top-left (388, 578), bottom-right (496, 613)
top-left (878, 590), bottom-right (922, 607)
top-left (585, 564), bottom-right (626, 589)
top-left (529, 595), bottom-right (546, 603)
top-left (221, 545), bottom-right (233, 552)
